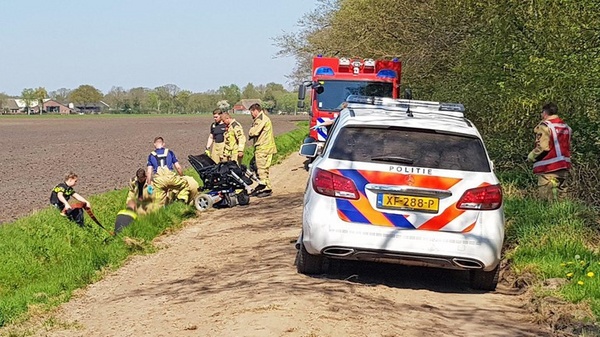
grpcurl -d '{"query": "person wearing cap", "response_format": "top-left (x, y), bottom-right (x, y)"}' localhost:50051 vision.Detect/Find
top-left (248, 103), bottom-right (277, 197)
top-left (527, 102), bottom-right (572, 201)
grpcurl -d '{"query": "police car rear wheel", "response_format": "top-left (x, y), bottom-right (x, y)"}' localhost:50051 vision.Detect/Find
top-left (469, 264), bottom-right (500, 291)
top-left (195, 194), bottom-right (213, 212)
top-left (296, 243), bottom-right (325, 275)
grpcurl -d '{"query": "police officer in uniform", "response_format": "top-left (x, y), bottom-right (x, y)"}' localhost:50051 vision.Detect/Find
top-left (205, 108), bottom-right (227, 163)
top-left (527, 102), bottom-right (572, 201)
top-left (49, 172), bottom-right (91, 226)
top-left (146, 136), bottom-right (190, 207)
top-left (221, 111), bottom-right (246, 165)
top-left (248, 103), bottom-right (277, 197)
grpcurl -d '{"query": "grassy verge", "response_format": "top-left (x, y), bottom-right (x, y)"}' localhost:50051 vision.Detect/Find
top-left (500, 173), bottom-right (600, 331)
top-left (0, 121), bottom-right (308, 327)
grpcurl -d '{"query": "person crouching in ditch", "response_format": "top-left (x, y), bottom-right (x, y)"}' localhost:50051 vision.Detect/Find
top-left (146, 136), bottom-right (190, 207)
top-left (126, 168), bottom-right (157, 215)
top-left (49, 172), bottom-right (91, 227)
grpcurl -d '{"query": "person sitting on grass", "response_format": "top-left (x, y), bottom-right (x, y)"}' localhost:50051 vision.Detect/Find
top-left (49, 172), bottom-right (91, 227)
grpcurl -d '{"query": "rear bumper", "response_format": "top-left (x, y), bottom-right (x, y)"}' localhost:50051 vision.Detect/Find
top-left (314, 245), bottom-right (487, 270)
top-left (301, 198), bottom-right (504, 271)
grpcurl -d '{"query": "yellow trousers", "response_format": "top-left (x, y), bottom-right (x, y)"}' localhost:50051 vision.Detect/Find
top-left (255, 152), bottom-right (273, 190)
top-left (152, 167), bottom-right (190, 206)
top-left (537, 169), bottom-right (569, 202)
top-left (211, 142), bottom-right (225, 163)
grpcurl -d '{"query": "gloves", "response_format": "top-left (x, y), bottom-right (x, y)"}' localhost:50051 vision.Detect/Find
top-left (147, 185), bottom-right (154, 195)
top-left (526, 152), bottom-right (536, 162)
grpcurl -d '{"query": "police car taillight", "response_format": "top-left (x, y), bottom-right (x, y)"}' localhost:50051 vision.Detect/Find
top-left (312, 168), bottom-right (359, 200)
top-left (456, 185), bottom-right (502, 210)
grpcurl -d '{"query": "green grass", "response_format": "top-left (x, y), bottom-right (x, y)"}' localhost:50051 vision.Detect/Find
top-left (501, 178), bottom-right (600, 320)
top-left (0, 122), bottom-right (308, 327)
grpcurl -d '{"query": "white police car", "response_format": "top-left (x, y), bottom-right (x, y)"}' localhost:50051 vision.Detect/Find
top-left (297, 96), bottom-right (505, 290)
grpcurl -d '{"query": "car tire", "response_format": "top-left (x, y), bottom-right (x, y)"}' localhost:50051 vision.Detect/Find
top-left (469, 264), bottom-right (500, 291)
top-left (296, 243), bottom-right (324, 275)
top-left (194, 194), bottom-right (213, 212)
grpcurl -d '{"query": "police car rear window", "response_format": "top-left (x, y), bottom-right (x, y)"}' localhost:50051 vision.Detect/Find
top-left (329, 126), bottom-right (491, 172)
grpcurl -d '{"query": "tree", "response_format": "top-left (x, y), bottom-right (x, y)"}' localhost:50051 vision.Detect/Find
top-left (241, 83), bottom-right (261, 99)
top-left (69, 85), bottom-right (103, 113)
top-left (49, 88), bottom-right (71, 103)
top-left (175, 90), bottom-right (192, 113)
top-left (154, 84), bottom-right (181, 114)
top-left (21, 88), bottom-right (36, 115)
top-left (129, 87), bottom-right (150, 113)
top-left (218, 84), bottom-right (241, 107)
top-left (0, 92), bottom-right (8, 115)
top-left (34, 87), bottom-right (47, 114)
top-left (278, 0), bottom-right (600, 203)
top-left (274, 0), bottom-right (341, 84)
top-left (104, 86), bottom-right (127, 112)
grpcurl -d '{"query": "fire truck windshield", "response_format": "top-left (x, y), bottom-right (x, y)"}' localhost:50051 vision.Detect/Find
top-left (315, 80), bottom-right (393, 111)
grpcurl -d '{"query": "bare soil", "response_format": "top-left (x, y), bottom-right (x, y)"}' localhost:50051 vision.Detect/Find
top-left (0, 114), bottom-right (303, 224)
top-left (3, 154), bottom-right (557, 337)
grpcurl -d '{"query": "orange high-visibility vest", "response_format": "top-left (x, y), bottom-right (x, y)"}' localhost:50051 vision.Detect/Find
top-left (533, 117), bottom-right (572, 174)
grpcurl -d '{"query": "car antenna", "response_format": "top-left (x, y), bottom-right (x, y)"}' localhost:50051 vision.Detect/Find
top-left (404, 88), bottom-right (413, 117)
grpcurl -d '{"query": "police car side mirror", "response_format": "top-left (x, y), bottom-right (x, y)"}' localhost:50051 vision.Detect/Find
top-left (299, 143), bottom-right (319, 158)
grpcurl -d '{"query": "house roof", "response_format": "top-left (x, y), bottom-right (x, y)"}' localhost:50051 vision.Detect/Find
top-left (43, 99), bottom-right (70, 108)
top-left (4, 99), bottom-right (19, 110)
top-left (234, 99), bottom-right (262, 110)
top-left (71, 101), bottom-right (110, 108)
top-left (14, 99), bottom-right (40, 108)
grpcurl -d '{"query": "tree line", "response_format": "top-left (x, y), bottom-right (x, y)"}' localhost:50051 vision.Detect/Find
top-left (0, 82), bottom-right (302, 114)
top-left (276, 0), bottom-right (600, 204)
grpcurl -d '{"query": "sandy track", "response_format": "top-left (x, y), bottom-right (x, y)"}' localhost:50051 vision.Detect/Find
top-left (7, 154), bottom-right (556, 337)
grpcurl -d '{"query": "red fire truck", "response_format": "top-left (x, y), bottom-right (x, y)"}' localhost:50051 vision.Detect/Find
top-left (298, 56), bottom-right (403, 141)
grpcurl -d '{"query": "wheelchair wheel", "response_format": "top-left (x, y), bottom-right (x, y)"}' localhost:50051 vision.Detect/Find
top-left (237, 190), bottom-right (250, 206)
top-left (195, 194), bottom-right (213, 212)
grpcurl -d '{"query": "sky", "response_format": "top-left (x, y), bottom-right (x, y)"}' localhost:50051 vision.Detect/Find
top-left (0, 0), bottom-right (317, 96)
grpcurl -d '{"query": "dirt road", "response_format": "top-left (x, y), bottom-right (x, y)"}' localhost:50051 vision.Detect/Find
top-left (20, 154), bottom-right (554, 337)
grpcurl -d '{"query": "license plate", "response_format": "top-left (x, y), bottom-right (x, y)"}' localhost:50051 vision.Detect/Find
top-left (376, 194), bottom-right (439, 213)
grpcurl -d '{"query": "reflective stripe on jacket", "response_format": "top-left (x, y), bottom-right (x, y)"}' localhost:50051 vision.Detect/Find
top-left (533, 117), bottom-right (572, 174)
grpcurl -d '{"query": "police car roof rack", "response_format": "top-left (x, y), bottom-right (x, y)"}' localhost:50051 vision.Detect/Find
top-left (345, 95), bottom-right (466, 119)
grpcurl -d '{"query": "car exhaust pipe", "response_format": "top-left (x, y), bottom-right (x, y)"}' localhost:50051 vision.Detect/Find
top-left (322, 247), bottom-right (355, 257)
top-left (452, 258), bottom-right (483, 269)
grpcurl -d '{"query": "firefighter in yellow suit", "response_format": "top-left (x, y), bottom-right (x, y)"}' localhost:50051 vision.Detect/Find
top-left (248, 103), bottom-right (277, 197)
top-left (126, 168), bottom-right (157, 215)
top-left (221, 111), bottom-right (246, 165)
top-left (146, 136), bottom-right (190, 207)
top-left (527, 102), bottom-right (572, 201)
